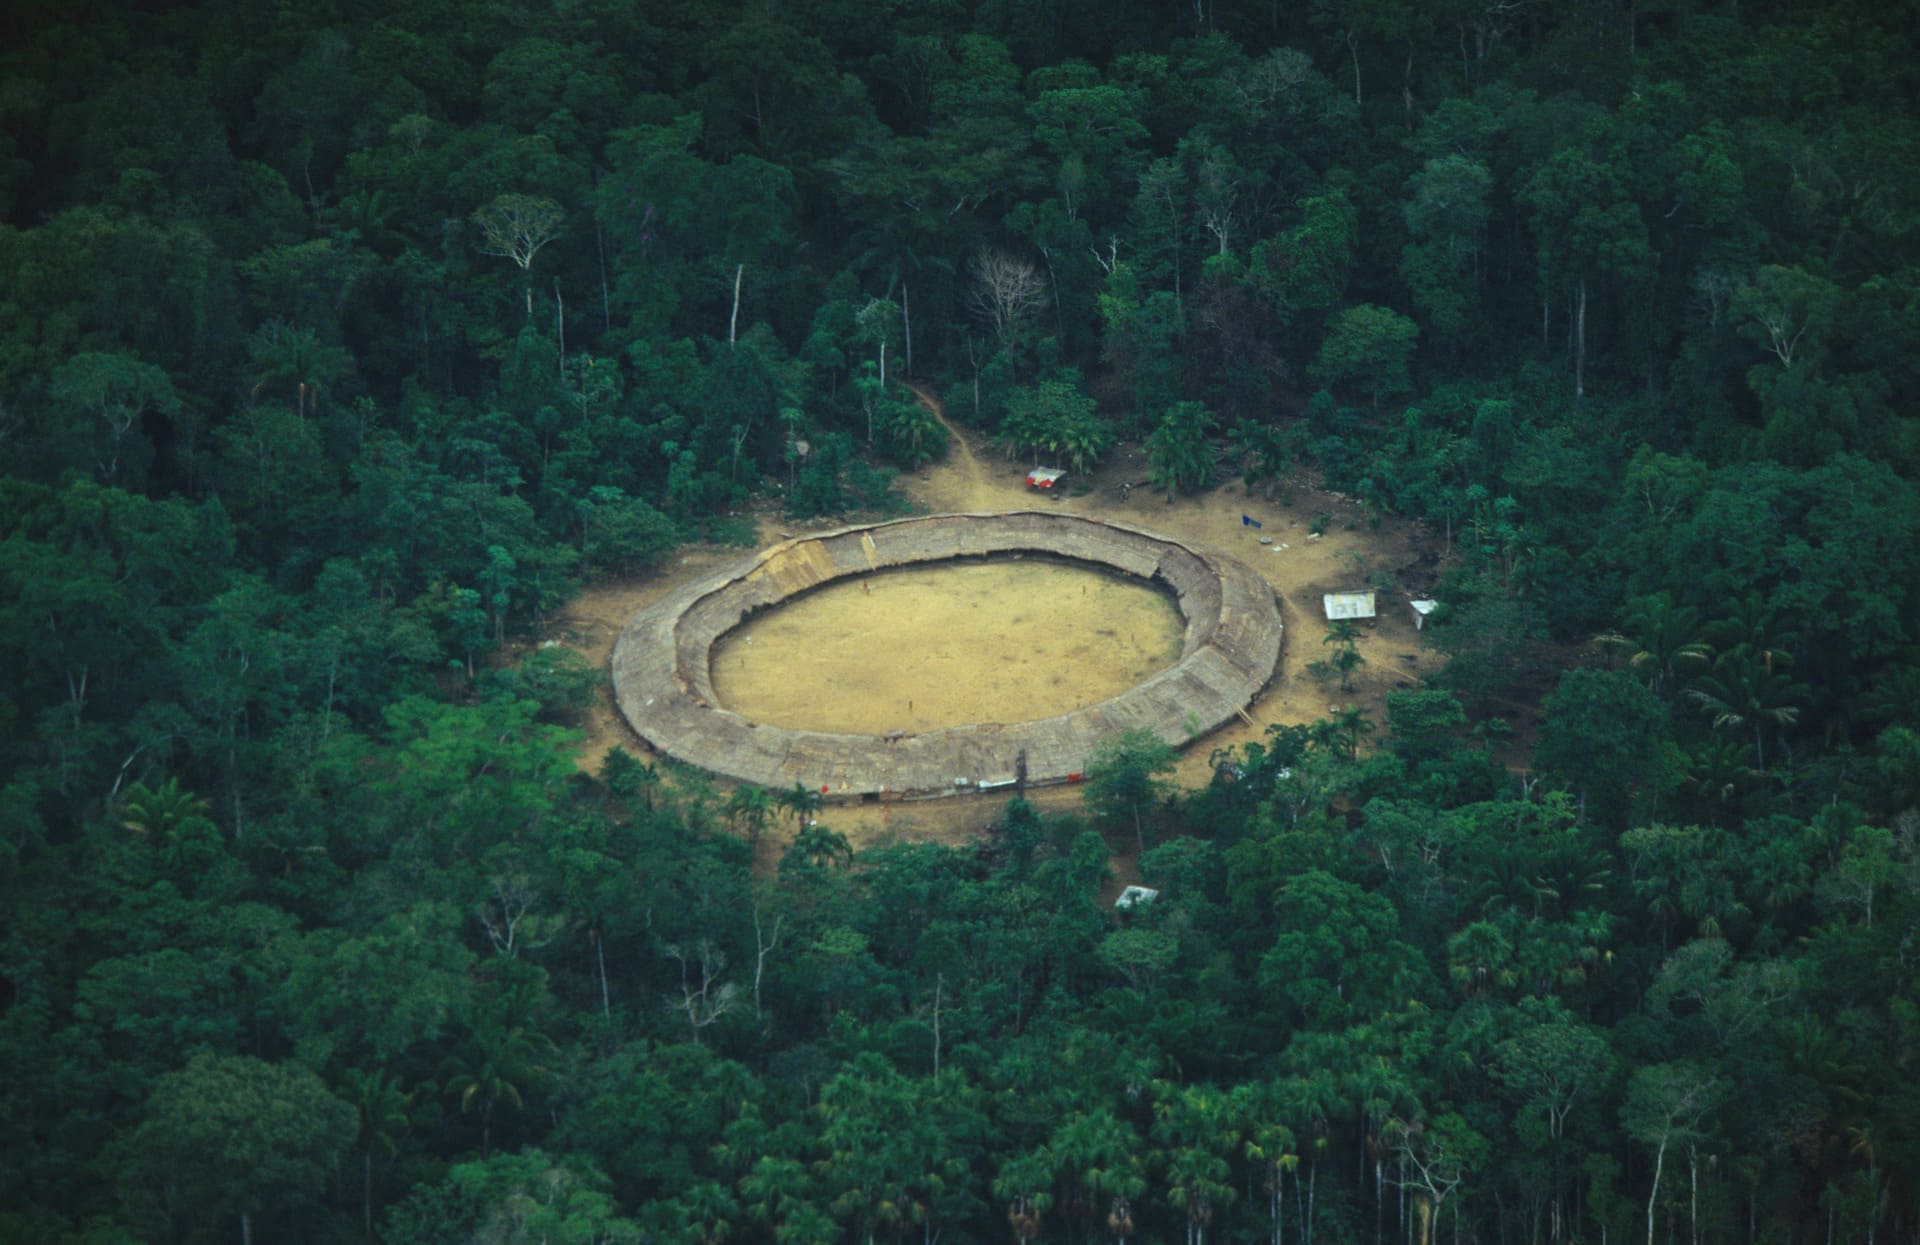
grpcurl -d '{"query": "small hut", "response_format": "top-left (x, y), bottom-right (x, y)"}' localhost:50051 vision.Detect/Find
top-left (1322, 591), bottom-right (1377, 622)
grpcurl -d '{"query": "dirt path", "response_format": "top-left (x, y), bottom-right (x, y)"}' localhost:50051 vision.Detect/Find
top-left (548, 382), bottom-right (1448, 853)
top-left (906, 381), bottom-right (990, 502)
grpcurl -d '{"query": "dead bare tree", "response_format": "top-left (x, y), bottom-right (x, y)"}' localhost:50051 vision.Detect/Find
top-left (964, 249), bottom-right (1047, 348)
top-left (477, 875), bottom-right (553, 959)
top-left (751, 903), bottom-right (785, 1021)
top-left (664, 940), bottom-right (738, 1044)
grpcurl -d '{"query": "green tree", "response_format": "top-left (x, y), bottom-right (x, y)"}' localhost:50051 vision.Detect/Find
top-left (116, 777), bottom-right (221, 878)
top-left (1320, 621), bottom-right (1365, 693)
top-left (1309, 304), bottom-right (1418, 409)
top-left (1399, 155), bottom-right (1493, 349)
top-left (1384, 1112), bottom-right (1490, 1245)
top-left (245, 320), bottom-right (353, 421)
top-left (998, 377), bottom-right (1113, 473)
top-left (1050, 1110), bottom-right (1146, 1245)
top-left (112, 1053), bottom-right (356, 1245)
top-left (1621, 1063), bottom-right (1720, 1245)
top-left (1249, 192), bottom-right (1355, 336)
top-left (49, 351), bottom-right (179, 483)
top-left (1682, 652), bottom-right (1809, 771)
top-left (1084, 728), bottom-right (1177, 857)
top-left (1536, 668), bottom-right (1672, 826)
top-left (1151, 1083), bottom-right (1239, 1245)
top-left (440, 1006), bottom-right (557, 1157)
top-left (1145, 401), bottom-right (1217, 501)
top-left (338, 1067), bottom-right (413, 1239)
top-left (1259, 870), bottom-right (1428, 1029)
top-left (472, 193), bottom-right (564, 320)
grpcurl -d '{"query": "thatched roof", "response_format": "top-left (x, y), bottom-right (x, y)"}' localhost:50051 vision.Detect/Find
top-left (610, 512), bottom-right (1285, 801)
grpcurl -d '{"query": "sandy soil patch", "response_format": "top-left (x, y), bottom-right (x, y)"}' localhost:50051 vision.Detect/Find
top-left (713, 559), bottom-right (1184, 734)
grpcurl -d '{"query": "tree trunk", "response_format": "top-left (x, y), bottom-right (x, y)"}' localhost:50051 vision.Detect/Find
top-left (1688, 1146), bottom-right (1698, 1245)
top-left (931, 973), bottom-right (944, 1076)
top-left (729, 264), bottom-right (744, 347)
top-left (902, 282), bottom-right (913, 375)
top-left (1574, 279), bottom-right (1587, 410)
top-left (1646, 1136), bottom-right (1666, 1245)
top-left (555, 282), bottom-right (566, 380)
top-left (595, 929), bottom-right (611, 1020)
top-left (969, 339), bottom-right (982, 422)
top-left (1376, 1158), bottom-right (1384, 1245)
top-left (242, 1209), bottom-right (254, 1245)
top-left (364, 1147), bottom-right (374, 1239)
top-left (1307, 1160), bottom-right (1318, 1245)
top-left (1273, 1163), bottom-right (1284, 1245)
top-left (595, 216), bottom-right (612, 332)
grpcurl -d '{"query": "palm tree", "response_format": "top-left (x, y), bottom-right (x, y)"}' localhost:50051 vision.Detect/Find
top-left (603, 747), bottom-right (662, 811)
top-left (678, 1180), bottom-right (742, 1245)
top-left (1322, 622), bottom-right (1365, 692)
top-left (785, 823), bottom-right (852, 872)
top-left (727, 785), bottom-right (775, 849)
top-left (1617, 592), bottom-right (1712, 697)
top-left (439, 1013), bottom-right (554, 1156)
top-left (1328, 706), bottom-right (1376, 760)
top-left (1153, 1084), bottom-right (1241, 1245)
top-left (1050, 1110), bottom-right (1146, 1245)
top-left (338, 1067), bottom-right (412, 1238)
top-left (775, 782), bottom-right (824, 829)
top-left (1704, 592), bottom-right (1800, 676)
top-left (1236, 1091), bottom-right (1299, 1245)
top-left (118, 777), bottom-right (222, 874)
top-left (247, 320), bottom-right (354, 419)
top-left (1684, 651), bottom-right (1810, 769)
top-left (1276, 1073), bottom-right (1342, 1245)
top-left (1681, 736), bottom-right (1763, 813)
top-left (119, 776), bottom-right (213, 838)
top-left (992, 1151), bottom-right (1055, 1245)
top-left (1146, 402), bottom-right (1218, 501)
top-left (741, 1155), bottom-right (816, 1244)
top-left (1232, 418), bottom-right (1290, 498)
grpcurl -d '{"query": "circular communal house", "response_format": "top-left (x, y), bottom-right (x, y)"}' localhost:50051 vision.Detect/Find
top-left (611, 511), bottom-right (1284, 801)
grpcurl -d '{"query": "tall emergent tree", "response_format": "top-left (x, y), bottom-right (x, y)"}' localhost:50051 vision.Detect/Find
top-left (473, 194), bottom-right (565, 320)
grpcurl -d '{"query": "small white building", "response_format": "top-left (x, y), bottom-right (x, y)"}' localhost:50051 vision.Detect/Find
top-left (1115, 885), bottom-right (1160, 911)
top-left (1323, 591), bottom-right (1377, 621)
top-left (1410, 599), bottom-right (1438, 630)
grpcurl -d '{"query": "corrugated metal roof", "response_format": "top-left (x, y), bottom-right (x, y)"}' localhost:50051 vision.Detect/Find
top-left (1323, 591), bottom-right (1377, 620)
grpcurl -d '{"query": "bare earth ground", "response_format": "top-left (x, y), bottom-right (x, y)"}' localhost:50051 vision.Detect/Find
top-left (712, 560), bottom-right (1185, 734)
top-left (543, 389), bottom-right (1446, 861)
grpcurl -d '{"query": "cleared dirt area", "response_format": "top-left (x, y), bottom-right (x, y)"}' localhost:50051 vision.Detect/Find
top-left (712, 559), bottom-right (1185, 735)
top-left (545, 388), bottom-right (1446, 850)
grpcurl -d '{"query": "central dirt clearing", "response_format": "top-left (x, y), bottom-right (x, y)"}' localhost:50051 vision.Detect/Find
top-left (550, 389), bottom-right (1445, 851)
top-left (711, 558), bottom-right (1185, 735)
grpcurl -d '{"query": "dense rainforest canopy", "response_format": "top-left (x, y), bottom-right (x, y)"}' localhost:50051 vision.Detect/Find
top-left (3, 0), bottom-right (1919, 1242)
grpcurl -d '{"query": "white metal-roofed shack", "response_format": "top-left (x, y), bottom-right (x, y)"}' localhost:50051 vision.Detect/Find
top-left (1322, 591), bottom-right (1377, 621)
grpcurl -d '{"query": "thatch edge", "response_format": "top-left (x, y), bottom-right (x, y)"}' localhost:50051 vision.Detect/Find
top-left (610, 512), bottom-right (1283, 800)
